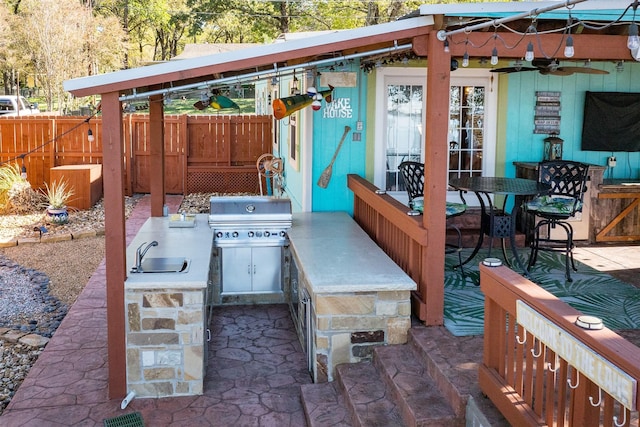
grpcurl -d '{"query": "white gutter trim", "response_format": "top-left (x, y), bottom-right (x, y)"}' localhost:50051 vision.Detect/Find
top-left (435, 0), bottom-right (588, 41)
top-left (419, 0), bottom-right (632, 15)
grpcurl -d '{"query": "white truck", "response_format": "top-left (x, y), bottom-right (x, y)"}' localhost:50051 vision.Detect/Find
top-left (0, 95), bottom-right (39, 116)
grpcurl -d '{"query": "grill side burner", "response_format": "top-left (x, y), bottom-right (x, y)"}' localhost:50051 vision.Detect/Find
top-left (208, 196), bottom-right (292, 298)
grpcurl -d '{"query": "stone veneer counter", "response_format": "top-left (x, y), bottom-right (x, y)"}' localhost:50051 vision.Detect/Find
top-left (124, 214), bottom-right (213, 398)
top-left (287, 212), bottom-right (416, 382)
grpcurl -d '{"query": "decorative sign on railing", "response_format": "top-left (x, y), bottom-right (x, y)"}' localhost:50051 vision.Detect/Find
top-left (516, 300), bottom-right (638, 411)
top-left (534, 91), bottom-right (561, 134)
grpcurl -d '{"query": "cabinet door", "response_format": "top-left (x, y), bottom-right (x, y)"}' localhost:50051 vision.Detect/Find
top-left (252, 247), bottom-right (282, 293)
top-left (221, 247), bottom-right (252, 293)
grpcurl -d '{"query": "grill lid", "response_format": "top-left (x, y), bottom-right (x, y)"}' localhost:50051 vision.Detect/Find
top-left (208, 196), bottom-right (292, 228)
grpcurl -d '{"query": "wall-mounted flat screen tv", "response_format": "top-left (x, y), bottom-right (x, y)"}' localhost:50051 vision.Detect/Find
top-left (581, 91), bottom-right (640, 152)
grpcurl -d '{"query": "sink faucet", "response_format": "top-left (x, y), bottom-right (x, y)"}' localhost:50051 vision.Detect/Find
top-left (134, 241), bottom-right (158, 272)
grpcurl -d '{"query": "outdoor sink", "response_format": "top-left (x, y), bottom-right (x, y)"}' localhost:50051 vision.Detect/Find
top-left (131, 257), bottom-right (191, 273)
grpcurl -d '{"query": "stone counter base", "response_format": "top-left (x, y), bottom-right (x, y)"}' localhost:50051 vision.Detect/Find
top-left (125, 287), bottom-right (205, 398)
top-left (312, 290), bottom-right (412, 382)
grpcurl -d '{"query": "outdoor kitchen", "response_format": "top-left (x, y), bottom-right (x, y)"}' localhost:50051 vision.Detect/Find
top-left (123, 195), bottom-right (416, 397)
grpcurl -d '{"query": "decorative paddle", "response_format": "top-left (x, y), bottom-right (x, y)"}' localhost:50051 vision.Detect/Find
top-left (317, 125), bottom-right (351, 189)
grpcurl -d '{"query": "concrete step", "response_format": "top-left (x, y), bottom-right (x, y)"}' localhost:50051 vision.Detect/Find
top-left (336, 361), bottom-right (405, 427)
top-left (408, 326), bottom-right (510, 427)
top-left (373, 345), bottom-right (460, 427)
top-left (301, 324), bottom-right (509, 427)
top-left (300, 381), bottom-right (353, 427)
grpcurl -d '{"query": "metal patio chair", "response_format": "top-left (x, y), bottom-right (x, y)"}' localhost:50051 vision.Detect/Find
top-left (524, 160), bottom-right (590, 282)
top-left (398, 161), bottom-right (467, 275)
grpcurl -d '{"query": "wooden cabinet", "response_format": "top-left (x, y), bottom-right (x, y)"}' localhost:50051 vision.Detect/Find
top-left (50, 164), bottom-right (103, 210)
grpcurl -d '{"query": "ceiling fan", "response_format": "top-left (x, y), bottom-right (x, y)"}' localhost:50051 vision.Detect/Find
top-left (491, 59), bottom-right (609, 76)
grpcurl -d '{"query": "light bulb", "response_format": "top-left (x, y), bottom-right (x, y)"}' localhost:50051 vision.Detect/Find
top-left (87, 128), bottom-right (95, 142)
top-left (628, 23), bottom-right (640, 50)
top-left (490, 47), bottom-right (499, 66)
top-left (462, 52), bottom-right (469, 68)
top-left (564, 35), bottom-right (574, 58)
top-left (525, 42), bottom-right (535, 62)
top-left (443, 39), bottom-right (450, 53)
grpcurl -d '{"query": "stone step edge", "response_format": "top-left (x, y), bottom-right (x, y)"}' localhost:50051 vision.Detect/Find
top-left (335, 361), bottom-right (405, 427)
top-left (373, 344), bottom-right (460, 427)
top-left (300, 381), bottom-right (353, 427)
top-left (0, 227), bottom-right (105, 247)
top-left (0, 327), bottom-right (50, 348)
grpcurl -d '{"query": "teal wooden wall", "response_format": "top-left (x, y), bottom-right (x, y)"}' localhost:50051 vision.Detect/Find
top-left (265, 59), bottom-right (640, 214)
top-left (311, 80), bottom-right (366, 213)
top-left (502, 60), bottom-right (640, 181)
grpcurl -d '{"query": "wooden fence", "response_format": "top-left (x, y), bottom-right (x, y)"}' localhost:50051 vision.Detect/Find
top-left (0, 114), bottom-right (272, 196)
top-left (479, 264), bottom-right (639, 427)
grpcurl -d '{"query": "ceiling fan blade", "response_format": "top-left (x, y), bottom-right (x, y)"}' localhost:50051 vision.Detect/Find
top-left (542, 68), bottom-right (574, 76)
top-left (560, 67), bottom-right (609, 75)
top-left (490, 67), bottom-right (538, 73)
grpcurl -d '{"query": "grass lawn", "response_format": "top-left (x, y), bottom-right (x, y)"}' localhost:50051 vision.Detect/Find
top-left (27, 96), bottom-right (256, 116)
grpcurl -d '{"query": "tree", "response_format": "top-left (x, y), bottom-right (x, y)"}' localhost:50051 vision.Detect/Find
top-left (12, 0), bottom-right (126, 111)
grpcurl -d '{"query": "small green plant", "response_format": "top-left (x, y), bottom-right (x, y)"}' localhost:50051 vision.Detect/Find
top-left (40, 179), bottom-right (75, 209)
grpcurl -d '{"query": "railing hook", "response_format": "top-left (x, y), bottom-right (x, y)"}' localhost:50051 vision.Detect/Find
top-left (546, 354), bottom-right (559, 372)
top-left (567, 370), bottom-right (580, 389)
top-left (613, 407), bottom-right (627, 427)
top-left (516, 330), bottom-right (527, 345)
top-left (588, 388), bottom-right (602, 407)
top-left (530, 339), bottom-right (543, 358)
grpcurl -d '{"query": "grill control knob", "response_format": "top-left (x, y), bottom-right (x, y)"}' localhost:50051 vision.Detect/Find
top-left (232, 231), bottom-right (239, 238)
top-left (248, 231), bottom-right (255, 238)
top-left (264, 231), bottom-right (271, 237)
top-left (216, 232), bottom-right (223, 238)
top-left (279, 231), bottom-right (287, 237)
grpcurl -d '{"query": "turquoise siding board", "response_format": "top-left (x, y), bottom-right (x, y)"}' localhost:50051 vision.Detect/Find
top-left (503, 60), bottom-right (640, 180)
top-left (312, 76), bottom-right (366, 214)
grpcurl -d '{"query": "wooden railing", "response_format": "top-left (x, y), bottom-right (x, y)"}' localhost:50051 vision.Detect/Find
top-left (348, 174), bottom-right (441, 324)
top-left (479, 263), bottom-right (640, 427)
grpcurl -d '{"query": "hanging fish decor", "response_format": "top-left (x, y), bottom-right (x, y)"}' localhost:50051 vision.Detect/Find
top-left (193, 90), bottom-right (240, 111)
top-left (272, 85), bottom-right (333, 120)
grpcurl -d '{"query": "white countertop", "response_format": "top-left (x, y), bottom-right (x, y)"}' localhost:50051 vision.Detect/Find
top-left (288, 212), bottom-right (417, 294)
top-left (125, 214), bottom-right (213, 290)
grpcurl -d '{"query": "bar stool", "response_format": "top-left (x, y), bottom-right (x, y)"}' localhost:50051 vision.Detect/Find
top-left (524, 160), bottom-right (589, 281)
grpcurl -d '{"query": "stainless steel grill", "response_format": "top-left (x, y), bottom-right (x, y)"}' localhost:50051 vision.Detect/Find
top-left (209, 195), bottom-right (292, 296)
top-left (209, 196), bottom-right (292, 247)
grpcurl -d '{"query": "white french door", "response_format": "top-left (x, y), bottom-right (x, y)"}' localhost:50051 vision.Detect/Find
top-left (374, 68), bottom-right (497, 207)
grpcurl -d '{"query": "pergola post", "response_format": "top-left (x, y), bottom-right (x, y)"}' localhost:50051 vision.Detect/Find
top-left (149, 94), bottom-right (166, 216)
top-left (101, 91), bottom-right (127, 398)
top-left (421, 30), bottom-right (452, 325)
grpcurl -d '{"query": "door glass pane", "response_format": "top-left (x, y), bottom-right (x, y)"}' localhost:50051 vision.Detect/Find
top-left (385, 84), bottom-right (423, 191)
top-left (448, 85), bottom-right (485, 180)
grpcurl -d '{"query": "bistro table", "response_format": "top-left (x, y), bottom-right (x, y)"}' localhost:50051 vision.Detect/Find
top-left (449, 176), bottom-right (551, 275)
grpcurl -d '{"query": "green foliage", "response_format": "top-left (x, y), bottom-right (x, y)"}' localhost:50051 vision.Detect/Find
top-left (39, 179), bottom-right (75, 209)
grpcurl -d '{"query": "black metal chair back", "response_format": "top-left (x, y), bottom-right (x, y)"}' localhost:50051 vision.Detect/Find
top-left (398, 161), bottom-right (424, 208)
top-left (537, 160), bottom-right (589, 218)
